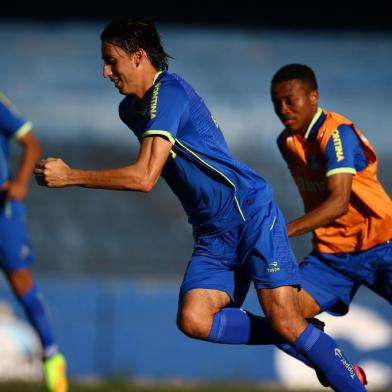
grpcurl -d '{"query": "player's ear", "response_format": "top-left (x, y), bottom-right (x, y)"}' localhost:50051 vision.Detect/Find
top-left (310, 89), bottom-right (319, 107)
top-left (133, 49), bottom-right (148, 67)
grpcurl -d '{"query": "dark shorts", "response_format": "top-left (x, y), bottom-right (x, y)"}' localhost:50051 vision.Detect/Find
top-left (300, 240), bottom-right (392, 315)
top-left (0, 200), bottom-right (35, 272)
top-left (179, 198), bottom-right (301, 306)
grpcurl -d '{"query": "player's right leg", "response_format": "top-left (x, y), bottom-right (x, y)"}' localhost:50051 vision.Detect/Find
top-left (258, 285), bottom-right (366, 391)
top-left (245, 200), bottom-right (366, 391)
top-left (267, 259), bottom-right (367, 387)
top-left (275, 288), bottom-right (321, 367)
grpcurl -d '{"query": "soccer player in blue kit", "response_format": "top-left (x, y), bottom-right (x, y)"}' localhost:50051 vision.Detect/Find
top-left (35, 17), bottom-right (367, 391)
top-left (0, 94), bottom-right (68, 392)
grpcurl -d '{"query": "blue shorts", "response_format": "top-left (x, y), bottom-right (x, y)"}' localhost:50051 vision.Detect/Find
top-left (179, 196), bottom-right (301, 306)
top-left (300, 240), bottom-right (392, 315)
top-left (0, 199), bottom-right (35, 272)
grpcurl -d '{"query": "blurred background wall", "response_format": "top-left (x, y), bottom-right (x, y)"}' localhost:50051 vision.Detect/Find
top-left (0, 2), bottom-right (391, 389)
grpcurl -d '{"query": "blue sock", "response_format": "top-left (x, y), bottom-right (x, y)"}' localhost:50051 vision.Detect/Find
top-left (207, 308), bottom-right (339, 372)
top-left (19, 287), bottom-right (58, 359)
top-left (293, 323), bottom-right (366, 391)
top-left (207, 307), bottom-right (282, 344)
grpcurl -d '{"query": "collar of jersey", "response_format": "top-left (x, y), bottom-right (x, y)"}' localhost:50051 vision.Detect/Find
top-left (304, 107), bottom-right (326, 141)
top-left (153, 70), bottom-right (165, 84)
top-left (132, 71), bottom-right (166, 115)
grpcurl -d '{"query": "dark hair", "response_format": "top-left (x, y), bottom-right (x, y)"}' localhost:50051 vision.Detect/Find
top-left (101, 16), bottom-right (170, 71)
top-left (271, 64), bottom-right (318, 90)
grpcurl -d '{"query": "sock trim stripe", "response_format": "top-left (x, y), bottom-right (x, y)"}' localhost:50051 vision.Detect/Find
top-left (303, 326), bottom-right (322, 352)
top-left (218, 312), bottom-right (227, 341)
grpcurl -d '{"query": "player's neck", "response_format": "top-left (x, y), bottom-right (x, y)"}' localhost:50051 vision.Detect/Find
top-left (135, 67), bottom-right (160, 102)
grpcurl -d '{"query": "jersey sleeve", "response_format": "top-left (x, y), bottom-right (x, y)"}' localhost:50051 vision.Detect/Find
top-left (0, 94), bottom-right (32, 139)
top-left (142, 82), bottom-right (189, 144)
top-left (324, 124), bottom-right (361, 177)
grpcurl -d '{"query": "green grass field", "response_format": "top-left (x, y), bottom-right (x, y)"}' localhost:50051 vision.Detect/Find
top-left (0, 384), bottom-right (314, 392)
top-left (0, 382), bottom-right (389, 392)
top-left (0, 383), bottom-right (268, 392)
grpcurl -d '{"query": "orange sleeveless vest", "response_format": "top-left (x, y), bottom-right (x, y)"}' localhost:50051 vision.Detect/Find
top-left (280, 110), bottom-right (392, 253)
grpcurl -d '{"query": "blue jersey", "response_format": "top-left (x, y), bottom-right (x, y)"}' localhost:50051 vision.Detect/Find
top-left (0, 94), bottom-right (35, 270)
top-left (119, 71), bottom-right (272, 232)
top-left (0, 94), bottom-right (32, 186)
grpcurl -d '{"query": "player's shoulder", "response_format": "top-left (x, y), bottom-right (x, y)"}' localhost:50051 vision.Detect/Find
top-left (325, 118), bottom-right (357, 142)
top-left (0, 93), bottom-right (28, 130)
top-left (157, 72), bottom-right (189, 96)
top-left (158, 71), bottom-right (182, 86)
top-left (0, 93), bottom-right (17, 112)
top-left (0, 92), bottom-right (10, 105)
top-left (334, 123), bottom-right (362, 148)
top-left (336, 123), bottom-right (356, 135)
top-left (150, 72), bottom-right (190, 112)
top-left (325, 110), bottom-right (354, 132)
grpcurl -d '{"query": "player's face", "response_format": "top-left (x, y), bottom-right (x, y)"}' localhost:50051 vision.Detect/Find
top-left (101, 41), bottom-right (141, 96)
top-left (271, 79), bottom-right (318, 135)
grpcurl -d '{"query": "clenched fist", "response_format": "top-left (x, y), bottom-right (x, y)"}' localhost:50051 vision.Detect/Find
top-left (34, 158), bottom-right (71, 188)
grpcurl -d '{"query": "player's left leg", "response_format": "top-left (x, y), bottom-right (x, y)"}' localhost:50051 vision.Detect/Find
top-left (6, 268), bottom-right (68, 392)
top-left (178, 258), bottom-right (284, 343)
top-left (1, 201), bottom-right (67, 391)
top-left (178, 272), bottom-right (297, 345)
top-left (6, 268), bottom-right (57, 357)
top-left (178, 198), bottom-right (302, 346)
top-left (177, 287), bottom-right (232, 339)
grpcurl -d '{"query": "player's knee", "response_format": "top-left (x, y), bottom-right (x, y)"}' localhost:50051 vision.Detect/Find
top-left (176, 308), bottom-right (211, 340)
top-left (271, 317), bottom-right (291, 337)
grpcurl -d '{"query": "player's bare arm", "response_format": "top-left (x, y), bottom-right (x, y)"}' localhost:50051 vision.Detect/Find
top-left (5, 131), bottom-right (41, 200)
top-left (287, 172), bottom-right (353, 237)
top-left (34, 135), bottom-right (172, 192)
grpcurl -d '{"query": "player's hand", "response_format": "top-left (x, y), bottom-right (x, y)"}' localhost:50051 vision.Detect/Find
top-left (2, 180), bottom-right (29, 200)
top-left (34, 158), bottom-right (71, 188)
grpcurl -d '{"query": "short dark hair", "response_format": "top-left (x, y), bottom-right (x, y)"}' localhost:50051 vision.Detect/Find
top-left (101, 16), bottom-right (170, 71)
top-left (271, 64), bottom-right (318, 90)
